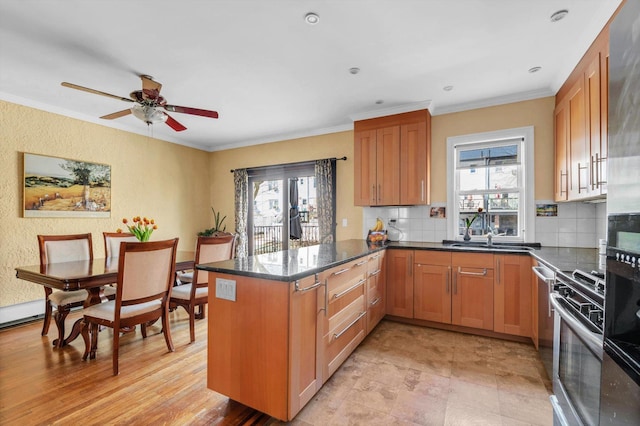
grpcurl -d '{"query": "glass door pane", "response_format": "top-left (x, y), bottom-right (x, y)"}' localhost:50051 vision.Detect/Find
top-left (251, 179), bottom-right (284, 255)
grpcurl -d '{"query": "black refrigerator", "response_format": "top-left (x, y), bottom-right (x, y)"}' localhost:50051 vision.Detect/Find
top-left (601, 0), bottom-right (640, 424)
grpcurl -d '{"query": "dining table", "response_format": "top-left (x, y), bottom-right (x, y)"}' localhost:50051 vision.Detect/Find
top-left (15, 250), bottom-right (194, 347)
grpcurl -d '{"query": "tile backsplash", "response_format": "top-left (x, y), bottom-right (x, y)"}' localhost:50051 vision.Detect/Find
top-left (362, 200), bottom-right (607, 248)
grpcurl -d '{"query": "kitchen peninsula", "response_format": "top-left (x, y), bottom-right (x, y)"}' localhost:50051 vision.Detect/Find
top-left (197, 240), bottom-right (600, 421)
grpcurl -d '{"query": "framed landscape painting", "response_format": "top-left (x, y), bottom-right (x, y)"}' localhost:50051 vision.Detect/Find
top-left (23, 153), bottom-right (111, 218)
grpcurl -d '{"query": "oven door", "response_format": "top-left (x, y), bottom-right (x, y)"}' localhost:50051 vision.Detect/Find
top-left (550, 294), bottom-right (603, 426)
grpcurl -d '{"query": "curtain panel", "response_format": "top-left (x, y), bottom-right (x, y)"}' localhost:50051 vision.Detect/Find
top-left (315, 159), bottom-right (336, 244)
top-left (233, 168), bottom-right (249, 259)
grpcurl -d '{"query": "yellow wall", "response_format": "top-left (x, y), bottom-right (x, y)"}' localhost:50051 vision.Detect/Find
top-left (1, 96), bottom-right (555, 309)
top-left (431, 97), bottom-right (556, 202)
top-left (208, 131), bottom-right (362, 243)
top-left (0, 100), bottom-right (212, 307)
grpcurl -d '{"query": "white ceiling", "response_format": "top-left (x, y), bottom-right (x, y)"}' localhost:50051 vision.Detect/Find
top-left (0, 0), bottom-right (622, 152)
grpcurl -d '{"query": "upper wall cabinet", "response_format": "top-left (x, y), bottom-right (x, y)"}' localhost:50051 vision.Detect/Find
top-left (354, 110), bottom-right (431, 206)
top-left (554, 23), bottom-right (610, 201)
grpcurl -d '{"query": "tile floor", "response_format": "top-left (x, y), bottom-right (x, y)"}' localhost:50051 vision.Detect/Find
top-left (275, 320), bottom-right (553, 426)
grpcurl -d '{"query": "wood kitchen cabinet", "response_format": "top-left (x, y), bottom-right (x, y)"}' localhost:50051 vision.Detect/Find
top-left (354, 110), bottom-right (431, 206)
top-left (385, 249), bottom-right (414, 318)
top-left (366, 251), bottom-right (386, 334)
top-left (414, 251), bottom-right (452, 323)
top-left (319, 257), bottom-right (368, 380)
top-left (452, 253), bottom-right (494, 331)
top-left (554, 22), bottom-right (610, 201)
top-left (494, 254), bottom-right (532, 337)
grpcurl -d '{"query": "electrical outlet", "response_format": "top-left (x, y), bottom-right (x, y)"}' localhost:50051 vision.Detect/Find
top-left (215, 278), bottom-right (236, 301)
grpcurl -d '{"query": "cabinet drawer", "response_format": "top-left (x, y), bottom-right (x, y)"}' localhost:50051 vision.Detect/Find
top-left (415, 250), bottom-right (451, 266)
top-left (323, 295), bottom-right (366, 379)
top-left (452, 252), bottom-right (494, 268)
top-left (324, 261), bottom-right (367, 318)
top-left (367, 251), bottom-right (385, 274)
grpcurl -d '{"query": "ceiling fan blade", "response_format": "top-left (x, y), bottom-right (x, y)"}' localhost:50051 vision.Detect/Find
top-left (164, 104), bottom-right (219, 119)
top-left (61, 82), bottom-right (134, 103)
top-left (100, 109), bottom-right (132, 120)
top-left (164, 114), bottom-right (187, 132)
top-left (141, 75), bottom-right (162, 100)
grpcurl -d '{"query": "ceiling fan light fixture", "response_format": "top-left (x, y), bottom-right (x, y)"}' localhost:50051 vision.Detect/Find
top-left (131, 104), bottom-right (167, 124)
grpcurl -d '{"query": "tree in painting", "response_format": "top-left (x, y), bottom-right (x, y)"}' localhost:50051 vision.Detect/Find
top-left (60, 160), bottom-right (110, 209)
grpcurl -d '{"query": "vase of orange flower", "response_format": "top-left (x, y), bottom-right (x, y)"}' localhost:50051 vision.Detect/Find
top-left (118, 216), bottom-right (157, 242)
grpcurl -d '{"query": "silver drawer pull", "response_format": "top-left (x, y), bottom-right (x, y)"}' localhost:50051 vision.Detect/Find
top-left (369, 269), bottom-right (381, 277)
top-left (355, 260), bottom-right (368, 267)
top-left (333, 311), bottom-right (366, 340)
top-left (332, 268), bottom-right (351, 276)
top-left (294, 280), bottom-right (323, 292)
top-left (370, 297), bottom-right (381, 306)
top-left (458, 267), bottom-right (487, 276)
top-left (333, 278), bottom-right (366, 299)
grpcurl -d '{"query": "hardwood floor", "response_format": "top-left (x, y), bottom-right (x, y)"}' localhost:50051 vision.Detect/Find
top-left (0, 308), bottom-right (270, 425)
top-left (1, 309), bottom-right (552, 425)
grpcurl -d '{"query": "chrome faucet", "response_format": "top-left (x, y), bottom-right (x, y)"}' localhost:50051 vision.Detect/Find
top-left (486, 228), bottom-right (494, 246)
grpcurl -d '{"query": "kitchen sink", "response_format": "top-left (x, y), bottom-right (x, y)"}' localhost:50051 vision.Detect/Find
top-left (442, 240), bottom-right (540, 251)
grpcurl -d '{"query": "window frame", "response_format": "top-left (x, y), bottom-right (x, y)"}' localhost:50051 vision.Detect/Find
top-left (446, 126), bottom-right (535, 242)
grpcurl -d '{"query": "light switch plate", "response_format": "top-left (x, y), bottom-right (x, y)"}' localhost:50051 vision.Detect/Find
top-left (215, 278), bottom-right (236, 301)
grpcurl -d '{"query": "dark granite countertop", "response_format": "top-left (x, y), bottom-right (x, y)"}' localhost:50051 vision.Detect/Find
top-left (197, 239), bottom-right (601, 282)
top-left (197, 239), bottom-right (386, 282)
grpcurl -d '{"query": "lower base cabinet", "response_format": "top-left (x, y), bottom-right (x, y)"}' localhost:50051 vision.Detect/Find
top-left (452, 253), bottom-right (494, 330)
top-left (494, 254), bottom-right (532, 337)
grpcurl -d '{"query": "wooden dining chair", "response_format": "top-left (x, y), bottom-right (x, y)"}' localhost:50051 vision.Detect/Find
top-left (103, 232), bottom-right (138, 258)
top-left (171, 234), bottom-right (236, 343)
top-left (38, 233), bottom-right (99, 347)
top-left (81, 238), bottom-right (179, 375)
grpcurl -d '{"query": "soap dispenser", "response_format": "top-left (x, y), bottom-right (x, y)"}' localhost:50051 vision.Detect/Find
top-left (387, 219), bottom-right (403, 241)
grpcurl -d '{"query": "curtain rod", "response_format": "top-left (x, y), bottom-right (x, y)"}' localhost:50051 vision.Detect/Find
top-left (230, 156), bottom-right (347, 173)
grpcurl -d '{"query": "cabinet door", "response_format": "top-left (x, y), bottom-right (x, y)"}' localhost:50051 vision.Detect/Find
top-left (289, 275), bottom-right (323, 418)
top-left (414, 263), bottom-right (451, 323)
top-left (452, 266), bottom-right (494, 330)
top-left (494, 255), bottom-right (532, 337)
top-left (376, 126), bottom-right (401, 205)
top-left (354, 129), bottom-right (378, 206)
top-left (598, 44), bottom-right (609, 195)
top-left (567, 78), bottom-right (590, 199)
top-left (554, 101), bottom-right (569, 201)
top-left (386, 249), bottom-right (414, 318)
top-left (400, 121), bottom-right (429, 205)
top-left (586, 53), bottom-right (602, 194)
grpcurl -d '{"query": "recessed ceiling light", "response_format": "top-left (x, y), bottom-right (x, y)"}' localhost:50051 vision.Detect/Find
top-left (443, 85), bottom-right (454, 91)
top-left (375, 100), bottom-right (384, 105)
top-left (550, 9), bottom-right (568, 22)
top-left (528, 66), bottom-right (542, 73)
top-left (304, 12), bottom-right (320, 25)
top-left (349, 67), bottom-right (360, 75)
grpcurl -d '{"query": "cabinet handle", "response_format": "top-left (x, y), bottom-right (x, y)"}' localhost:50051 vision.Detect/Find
top-left (421, 180), bottom-right (425, 202)
top-left (578, 162), bottom-right (589, 192)
top-left (355, 259), bottom-right (368, 267)
top-left (454, 268), bottom-right (458, 295)
top-left (331, 267), bottom-right (350, 277)
top-left (446, 266), bottom-right (450, 294)
top-left (370, 254), bottom-right (380, 260)
top-left (333, 311), bottom-right (366, 341)
top-left (596, 153), bottom-right (607, 186)
top-left (458, 268), bottom-right (487, 276)
top-left (369, 269), bottom-right (381, 277)
top-left (372, 185), bottom-right (376, 205)
top-left (333, 278), bottom-right (366, 300)
top-left (322, 278), bottom-right (329, 316)
top-left (560, 171), bottom-right (567, 195)
top-left (295, 275), bottom-right (324, 293)
top-left (496, 260), bottom-right (500, 285)
top-left (370, 297), bottom-right (381, 307)
top-left (408, 254), bottom-right (413, 277)
top-left (591, 155), bottom-right (596, 190)
top-left (378, 184), bottom-right (382, 203)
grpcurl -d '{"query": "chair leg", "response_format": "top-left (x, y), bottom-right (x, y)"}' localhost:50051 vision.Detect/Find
top-left (113, 326), bottom-right (120, 376)
top-left (141, 323), bottom-right (147, 338)
top-left (195, 304), bottom-right (206, 320)
top-left (41, 299), bottom-right (52, 336)
top-left (53, 306), bottom-right (71, 348)
top-left (162, 309), bottom-right (175, 352)
top-left (189, 305), bottom-right (196, 343)
top-left (89, 322), bottom-right (99, 360)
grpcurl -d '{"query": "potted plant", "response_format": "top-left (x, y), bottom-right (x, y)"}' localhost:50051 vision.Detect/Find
top-left (198, 207), bottom-right (229, 237)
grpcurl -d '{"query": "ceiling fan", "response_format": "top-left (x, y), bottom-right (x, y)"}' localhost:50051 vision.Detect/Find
top-left (61, 75), bottom-right (218, 132)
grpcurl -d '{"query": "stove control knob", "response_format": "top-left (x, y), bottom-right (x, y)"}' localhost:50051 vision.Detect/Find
top-left (616, 253), bottom-right (620, 261)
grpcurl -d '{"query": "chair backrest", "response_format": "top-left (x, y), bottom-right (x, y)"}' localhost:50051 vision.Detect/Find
top-left (117, 239), bottom-right (179, 304)
top-left (194, 234), bottom-right (236, 285)
top-left (103, 232), bottom-right (139, 258)
top-left (38, 233), bottom-right (93, 265)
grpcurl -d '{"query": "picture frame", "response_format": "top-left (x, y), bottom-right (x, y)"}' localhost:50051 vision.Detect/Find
top-left (23, 153), bottom-right (111, 218)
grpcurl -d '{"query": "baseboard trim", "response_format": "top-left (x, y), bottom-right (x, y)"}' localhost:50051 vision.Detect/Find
top-left (0, 300), bottom-right (44, 328)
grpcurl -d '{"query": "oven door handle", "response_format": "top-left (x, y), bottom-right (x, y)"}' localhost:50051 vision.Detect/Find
top-left (532, 266), bottom-right (555, 318)
top-left (549, 293), bottom-right (603, 358)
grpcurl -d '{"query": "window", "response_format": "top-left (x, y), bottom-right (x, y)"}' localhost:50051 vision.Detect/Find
top-left (446, 127), bottom-right (535, 242)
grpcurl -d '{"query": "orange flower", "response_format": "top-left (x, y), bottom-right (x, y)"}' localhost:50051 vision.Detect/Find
top-left (122, 218), bottom-right (128, 224)
top-left (116, 228), bottom-right (122, 233)
top-left (153, 224), bottom-right (158, 230)
top-left (120, 215), bottom-right (157, 242)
